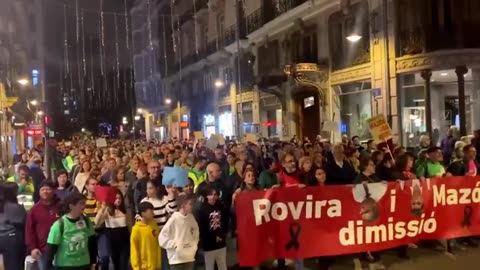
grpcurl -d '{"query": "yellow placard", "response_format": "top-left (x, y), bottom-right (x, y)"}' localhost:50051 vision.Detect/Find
top-left (366, 115), bottom-right (393, 143)
top-left (193, 131), bottom-right (204, 140)
top-left (245, 133), bottom-right (257, 144)
top-left (216, 135), bottom-right (226, 145)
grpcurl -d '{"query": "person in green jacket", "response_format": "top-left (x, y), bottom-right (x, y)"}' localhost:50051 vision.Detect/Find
top-left (189, 157), bottom-right (208, 191)
top-left (416, 147), bottom-right (446, 178)
top-left (7, 164), bottom-right (35, 210)
top-left (258, 157), bottom-right (278, 189)
top-left (62, 149), bottom-right (77, 173)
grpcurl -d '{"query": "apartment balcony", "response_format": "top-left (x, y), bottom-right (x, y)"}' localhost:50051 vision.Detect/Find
top-left (246, 0), bottom-right (309, 34)
top-left (178, 0), bottom-right (209, 26)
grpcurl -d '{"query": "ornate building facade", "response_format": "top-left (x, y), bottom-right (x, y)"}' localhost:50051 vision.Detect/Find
top-left (132, 0), bottom-right (480, 145)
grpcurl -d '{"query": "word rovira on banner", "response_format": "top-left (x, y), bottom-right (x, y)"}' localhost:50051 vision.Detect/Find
top-left (235, 177), bottom-right (480, 266)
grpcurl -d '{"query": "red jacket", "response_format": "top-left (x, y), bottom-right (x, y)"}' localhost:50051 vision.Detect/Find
top-left (25, 200), bottom-right (59, 252)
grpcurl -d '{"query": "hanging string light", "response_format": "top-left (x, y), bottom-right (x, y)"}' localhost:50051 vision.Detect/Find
top-left (75, 0), bottom-right (80, 42)
top-left (162, 16), bottom-right (168, 77)
top-left (63, 5), bottom-right (69, 77)
top-left (124, 0), bottom-right (130, 49)
top-left (100, 0), bottom-right (105, 47)
top-left (81, 9), bottom-right (86, 76)
top-left (114, 14), bottom-right (120, 89)
top-left (177, 17), bottom-right (182, 80)
top-left (170, 0), bottom-right (177, 53)
top-left (147, 0), bottom-right (153, 49)
top-left (192, 0), bottom-right (198, 55)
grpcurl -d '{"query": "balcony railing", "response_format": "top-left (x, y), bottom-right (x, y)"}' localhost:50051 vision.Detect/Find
top-left (246, 0), bottom-right (308, 35)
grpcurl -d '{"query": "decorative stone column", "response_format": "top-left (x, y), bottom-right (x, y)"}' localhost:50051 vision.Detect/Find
top-left (455, 66), bottom-right (468, 136)
top-left (421, 69), bottom-right (432, 143)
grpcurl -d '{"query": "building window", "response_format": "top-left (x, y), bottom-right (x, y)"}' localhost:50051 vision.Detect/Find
top-left (332, 80), bottom-right (373, 140)
top-left (398, 69), bottom-right (480, 148)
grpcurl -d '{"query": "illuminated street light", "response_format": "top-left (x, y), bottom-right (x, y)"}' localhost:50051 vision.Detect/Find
top-left (30, 100), bottom-right (38, 106)
top-left (134, 115), bottom-right (141, 121)
top-left (37, 110), bottom-right (44, 116)
top-left (165, 98), bottom-right (172, 105)
top-left (81, 128), bottom-right (86, 133)
top-left (346, 34), bottom-right (362, 42)
top-left (122, 116), bottom-right (128, 125)
top-left (214, 80), bottom-right (224, 88)
top-left (17, 78), bottom-right (29, 86)
top-left (137, 108), bottom-right (143, 114)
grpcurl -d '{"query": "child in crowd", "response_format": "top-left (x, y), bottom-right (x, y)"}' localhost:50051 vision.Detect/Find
top-left (45, 192), bottom-right (97, 270)
top-left (197, 187), bottom-right (228, 270)
top-left (159, 194), bottom-right (199, 270)
top-left (130, 201), bottom-right (161, 270)
top-left (55, 169), bottom-right (72, 200)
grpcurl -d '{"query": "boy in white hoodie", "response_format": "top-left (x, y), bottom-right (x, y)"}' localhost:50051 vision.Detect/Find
top-left (159, 194), bottom-right (199, 270)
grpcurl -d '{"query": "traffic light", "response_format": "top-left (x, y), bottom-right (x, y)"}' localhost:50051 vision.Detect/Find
top-left (44, 115), bottom-right (49, 126)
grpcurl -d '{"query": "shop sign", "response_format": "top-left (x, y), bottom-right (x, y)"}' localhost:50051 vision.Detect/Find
top-left (26, 128), bottom-right (43, 136)
top-left (180, 121), bottom-right (189, 128)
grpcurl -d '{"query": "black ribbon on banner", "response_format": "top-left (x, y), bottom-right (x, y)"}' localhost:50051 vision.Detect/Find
top-left (462, 206), bottom-right (473, 228)
top-left (285, 222), bottom-right (301, 251)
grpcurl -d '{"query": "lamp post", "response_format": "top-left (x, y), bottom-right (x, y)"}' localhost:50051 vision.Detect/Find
top-left (165, 98), bottom-right (181, 140)
top-left (214, 80), bottom-right (224, 134)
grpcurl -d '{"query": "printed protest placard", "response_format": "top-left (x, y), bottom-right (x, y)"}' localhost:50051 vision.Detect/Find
top-left (162, 166), bottom-right (189, 187)
top-left (366, 115), bottom-right (393, 143)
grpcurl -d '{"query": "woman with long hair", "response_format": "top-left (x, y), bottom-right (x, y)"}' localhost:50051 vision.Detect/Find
top-left (95, 190), bottom-right (130, 270)
top-left (74, 160), bottom-right (92, 193)
top-left (0, 182), bottom-right (26, 270)
top-left (109, 166), bottom-right (127, 196)
top-left (45, 192), bottom-right (97, 270)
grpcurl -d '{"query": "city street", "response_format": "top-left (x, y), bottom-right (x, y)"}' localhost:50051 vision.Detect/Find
top-left (225, 240), bottom-right (480, 270)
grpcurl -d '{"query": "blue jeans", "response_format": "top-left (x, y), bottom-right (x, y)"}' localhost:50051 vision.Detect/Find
top-left (97, 233), bottom-right (111, 270)
top-left (162, 248), bottom-right (170, 270)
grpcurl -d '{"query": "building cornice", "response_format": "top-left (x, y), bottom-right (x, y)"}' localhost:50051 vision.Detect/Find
top-left (395, 49), bottom-right (480, 74)
top-left (330, 63), bottom-right (371, 85)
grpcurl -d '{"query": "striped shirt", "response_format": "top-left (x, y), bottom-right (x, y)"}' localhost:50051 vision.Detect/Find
top-left (84, 196), bottom-right (99, 225)
top-left (140, 195), bottom-right (176, 228)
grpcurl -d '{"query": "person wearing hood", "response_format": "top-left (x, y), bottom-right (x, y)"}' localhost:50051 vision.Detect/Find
top-left (159, 194), bottom-right (199, 270)
top-left (196, 187), bottom-right (228, 270)
top-left (26, 180), bottom-right (59, 270)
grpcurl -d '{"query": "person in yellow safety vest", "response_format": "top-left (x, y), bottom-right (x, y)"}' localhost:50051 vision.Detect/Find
top-left (188, 157), bottom-right (208, 191)
top-left (7, 164), bottom-right (35, 210)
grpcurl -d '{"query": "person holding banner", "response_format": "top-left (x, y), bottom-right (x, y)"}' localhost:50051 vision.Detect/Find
top-left (95, 190), bottom-right (130, 270)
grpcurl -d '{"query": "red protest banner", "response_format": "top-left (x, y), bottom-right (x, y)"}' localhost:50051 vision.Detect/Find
top-left (235, 176), bottom-right (480, 266)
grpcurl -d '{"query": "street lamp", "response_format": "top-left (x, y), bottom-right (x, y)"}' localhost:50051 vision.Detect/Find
top-left (134, 115), bottom-right (141, 121)
top-left (37, 110), bottom-right (44, 116)
top-left (214, 80), bottom-right (224, 88)
top-left (165, 98), bottom-right (172, 105)
top-left (122, 116), bottom-right (128, 125)
top-left (17, 78), bottom-right (29, 86)
top-left (346, 34), bottom-right (362, 42)
top-left (137, 108), bottom-right (143, 114)
top-left (30, 100), bottom-right (38, 106)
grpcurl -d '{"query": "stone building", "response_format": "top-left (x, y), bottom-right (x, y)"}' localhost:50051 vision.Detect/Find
top-left (132, 0), bottom-right (480, 146)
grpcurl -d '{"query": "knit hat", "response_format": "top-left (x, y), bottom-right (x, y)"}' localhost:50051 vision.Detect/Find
top-left (39, 180), bottom-right (56, 190)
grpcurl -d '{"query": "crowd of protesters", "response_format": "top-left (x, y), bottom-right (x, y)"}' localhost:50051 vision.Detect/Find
top-left (0, 127), bottom-right (479, 270)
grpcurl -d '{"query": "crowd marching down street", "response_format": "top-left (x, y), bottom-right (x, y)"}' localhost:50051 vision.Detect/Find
top-left (2, 127), bottom-right (480, 270)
